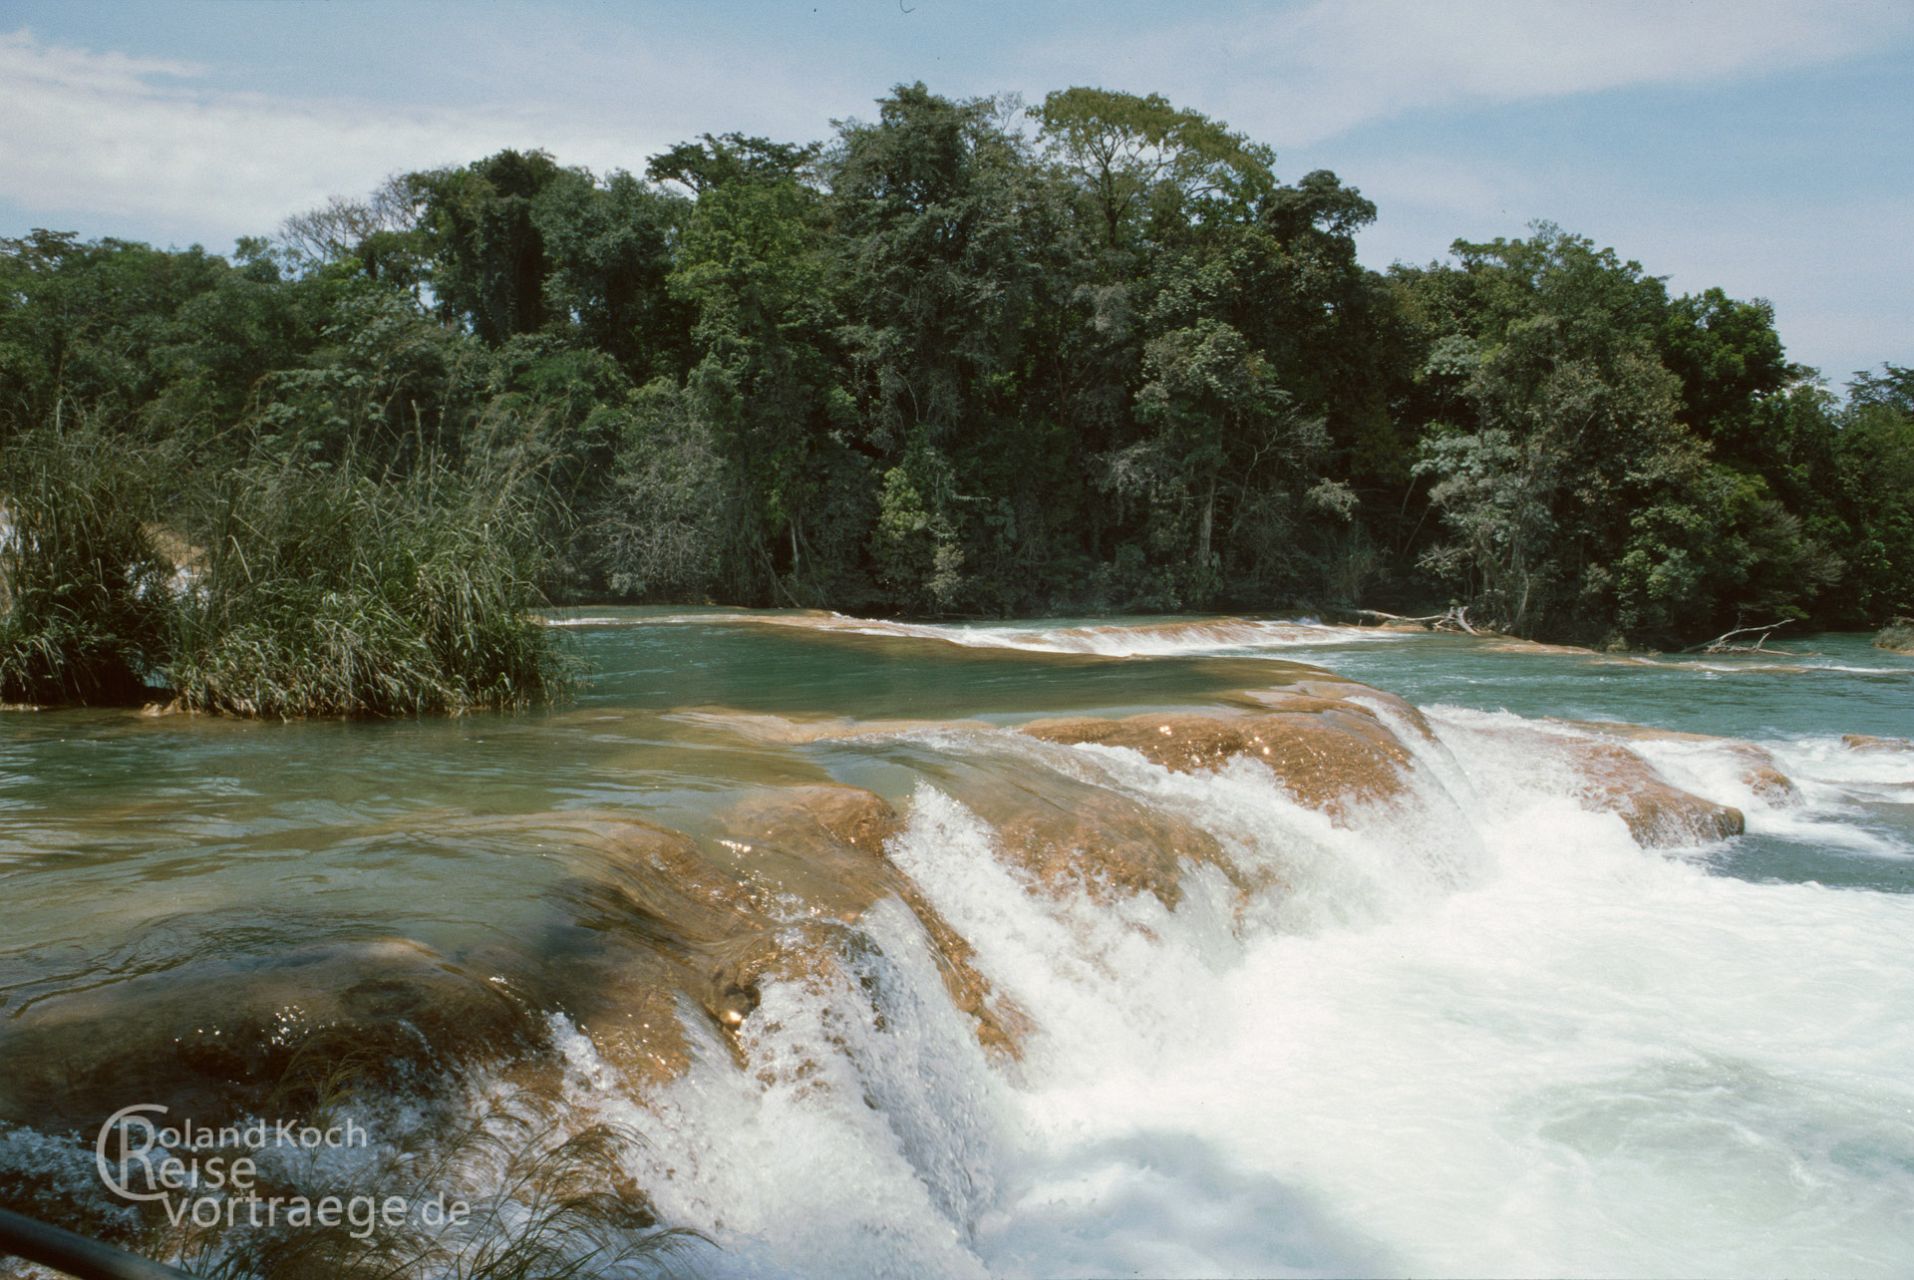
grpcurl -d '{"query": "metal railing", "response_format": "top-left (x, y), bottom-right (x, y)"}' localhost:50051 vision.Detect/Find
top-left (0, 1207), bottom-right (200, 1280)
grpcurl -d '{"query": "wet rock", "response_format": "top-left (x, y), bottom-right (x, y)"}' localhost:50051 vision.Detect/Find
top-left (1842, 733), bottom-right (1912, 753)
top-left (715, 786), bottom-right (1030, 1059)
top-left (995, 789), bottom-right (1235, 908)
top-left (934, 763), bottom-right (1243, 909)
top-left (1742, 764), bottom-right (1801, 805)
top-left (1562, 741), bottom-right (1745, 846)
top-left (1022, 697), bottom-right (1416, 819)
top-left (1560, 719), bottom-right (1801, 808)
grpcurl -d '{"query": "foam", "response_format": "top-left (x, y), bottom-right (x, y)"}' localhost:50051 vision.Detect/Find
top-left (537, 705), bottom-right (1914, 1276)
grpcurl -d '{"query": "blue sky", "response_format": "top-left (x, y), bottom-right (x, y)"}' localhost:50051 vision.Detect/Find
top-left (1, 0), bottom-right (1908, 383)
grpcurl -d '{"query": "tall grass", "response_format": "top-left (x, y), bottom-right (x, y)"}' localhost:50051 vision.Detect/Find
top-left (170, 453), bottom-right (572, 717)
top-left (1, 421), bottom-right (573, 716)
top-left (0, 422), bottom-right (173, 704)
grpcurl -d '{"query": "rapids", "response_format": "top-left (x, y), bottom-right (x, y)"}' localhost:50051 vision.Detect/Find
top-left (2, 610), bottom-right (1911, 1278)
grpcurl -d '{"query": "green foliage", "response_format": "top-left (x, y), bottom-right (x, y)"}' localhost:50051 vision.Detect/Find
top-left (251, 279), bottom-right (479, 468)
top-left (168, 455), bottom-right (566, 717)
top-left (872, 449), bottom-right (965, 612)
top-left (4, 86), bottom-right (1910, 670)
top-left (0, 231), bottom-right (231, 430)
top-left (1402, 226), bottom-right (1854, 644)
top-left (647, 131), bottom-right (819, 194)
top-left (595, 378), bottom-right (728, 600)
top-left (535, 169), bottom-right (692, 379)
top-left (0, 422), bottom-right (173, 703)
top-left (1035, 86), bottom-right (1274, 250)
top-left (413, 150), bottom-right (568, 344)
top-left (279, 174), bottom-right (430, 289)
top-left (669, 165), bottom-right (847, 605)
top-left (0, 422), bottom-right (566, 717)
top-left (1830, 365), bottom-right (1914, 623)
top-left (832, 83), bottom-right (1046, 454)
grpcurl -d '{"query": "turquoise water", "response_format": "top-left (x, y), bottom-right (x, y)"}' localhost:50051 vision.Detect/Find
top-left (1291, 628), bottom-right (1914, 740)
top-left (2, 611), bottom-right (1911, 1278)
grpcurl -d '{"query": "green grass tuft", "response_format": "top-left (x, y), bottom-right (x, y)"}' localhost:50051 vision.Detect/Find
top-left (2, 422), bottom-right (573, 717)
top-left (0, 422), bottom-right (174, 704)
top-left (168, 455), bottom-right (572, 718)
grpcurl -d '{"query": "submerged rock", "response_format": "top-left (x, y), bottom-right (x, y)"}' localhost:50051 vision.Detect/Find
top-left (664, 706), bottom-right (993, 745)
top-left (0, 936), bottom-right (546, 1135)
top-left (0, 785), bottom-right (1042, 1152)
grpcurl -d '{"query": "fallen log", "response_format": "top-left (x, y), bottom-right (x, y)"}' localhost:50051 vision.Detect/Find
top-left (1686, 619), bottom-right (1793, 655)
top-left (1355, 606), bottom-right (1478, 635)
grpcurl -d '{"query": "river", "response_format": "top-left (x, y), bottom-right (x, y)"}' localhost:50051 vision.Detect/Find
top-left (2, 611), bottom-right (1911, 1278)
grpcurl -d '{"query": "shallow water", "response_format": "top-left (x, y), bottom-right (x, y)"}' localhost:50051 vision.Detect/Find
top-left (3, 610), bottom-right (1911, 1278)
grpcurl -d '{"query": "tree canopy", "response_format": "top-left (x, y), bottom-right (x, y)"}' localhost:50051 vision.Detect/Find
top-left (3, 82), bottom-right (1907, 667)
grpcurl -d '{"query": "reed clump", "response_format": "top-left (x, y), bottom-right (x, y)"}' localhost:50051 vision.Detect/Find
top-left (0, 423), bottom-right (174, 704)
top-left (0, 423), bottom-right (571, 717)
top-left (169, 455), bottom-right (570, 717)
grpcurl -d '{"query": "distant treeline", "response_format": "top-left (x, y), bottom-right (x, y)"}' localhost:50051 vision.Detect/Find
top-left (4, 84), bottom-right (1912, 706)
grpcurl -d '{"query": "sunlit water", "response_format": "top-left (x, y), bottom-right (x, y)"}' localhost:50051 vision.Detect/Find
top-left (3, 610), bottom-right (1911, 1277)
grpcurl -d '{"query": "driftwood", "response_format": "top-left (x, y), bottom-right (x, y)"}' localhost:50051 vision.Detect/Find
top-left (1686, 619), bottom-right (1793, 654)
top-left (1355, 606), bottom-right (1479, 636)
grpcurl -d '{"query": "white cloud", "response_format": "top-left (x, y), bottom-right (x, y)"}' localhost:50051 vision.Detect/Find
top-left (1019, 0), bottom-right (1909, 147)
top-left (0, 31), bottom-right (569, 239)
top-left (0, 26), bottom-right (834, 244)
top-left (6, 3), bottom-right (1902, 245)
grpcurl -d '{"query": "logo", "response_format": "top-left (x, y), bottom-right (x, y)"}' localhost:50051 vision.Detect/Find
top-left (95, 1104), bottom-right (468, 1237)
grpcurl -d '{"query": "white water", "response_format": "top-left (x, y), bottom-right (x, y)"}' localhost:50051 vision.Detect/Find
top-left (846, 617), bottom-right (1410, 657)
top-left (541, 709), bottom-right (1914, 1278)
top-left (544, 610), bottom-right (1410, 655)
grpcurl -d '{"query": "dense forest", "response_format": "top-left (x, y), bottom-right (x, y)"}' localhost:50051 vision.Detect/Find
top-left (4, 84), bottom-right (1912, 710)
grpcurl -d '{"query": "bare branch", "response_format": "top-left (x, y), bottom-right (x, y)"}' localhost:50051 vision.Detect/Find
top-left (1686, 619), bottom-right (1794, 654)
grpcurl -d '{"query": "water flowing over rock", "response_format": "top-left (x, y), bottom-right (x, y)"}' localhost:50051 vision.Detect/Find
top-left (1021, 685), bottom-right (1422, 820)
top-left (715, 786), bottom-right (1031, 1058)
top-left (965, 778), bottom-right (1242, 908)
top-left (11, 613), bottom-right (1902, 1279)
top-left (1562, 718), bottom-right (1803, 810)
top-left (1561, 740), bottom-right (1746, 845)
